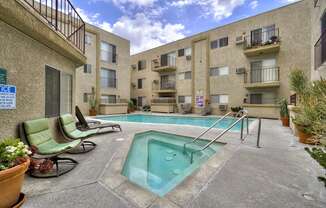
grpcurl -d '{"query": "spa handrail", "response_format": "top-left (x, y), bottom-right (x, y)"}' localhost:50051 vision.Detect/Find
top-left (183, 111), bottom-right (233, 152)
top-left (190, 111), bottom-right (248, 163)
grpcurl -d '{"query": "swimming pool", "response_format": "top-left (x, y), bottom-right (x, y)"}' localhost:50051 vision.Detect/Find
top-left (97, 114), bottom-right (252, 131)
top-left (121, 131), bottom-right (224, 196)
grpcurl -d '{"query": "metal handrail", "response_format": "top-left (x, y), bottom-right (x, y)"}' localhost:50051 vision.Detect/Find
top-left (183, 111), bottom-right (233, 153)
top-left (189, 111), bottom-right (248, 163)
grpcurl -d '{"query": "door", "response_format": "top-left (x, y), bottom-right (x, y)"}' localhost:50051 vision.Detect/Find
top-left (262, 59), bottom-right (276, 82)
top-left (251, 28), bottom-right (262, 46)
top-left (250, 61), bottom-right (262, 83)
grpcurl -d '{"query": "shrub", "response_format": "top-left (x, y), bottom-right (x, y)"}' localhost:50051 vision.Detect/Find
top-left (278, 98), bottom-right (289, 118)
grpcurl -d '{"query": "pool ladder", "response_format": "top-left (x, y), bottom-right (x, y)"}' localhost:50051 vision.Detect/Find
top-left (183, 110), bottom-right (249, 164)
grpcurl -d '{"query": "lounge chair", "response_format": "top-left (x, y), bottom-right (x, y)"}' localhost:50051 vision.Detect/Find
top-left (20, 118), bottom-right (80, 178)
top-left (59, 114), bottom-right (99, 154)
top-left (201, 106), bottom-right (212, 116)
top-left (75, 106), bottom-right (121, 132)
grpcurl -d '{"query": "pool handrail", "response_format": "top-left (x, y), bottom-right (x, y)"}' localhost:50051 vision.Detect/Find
top-left (189, 110), bottom-right (248, 163)
top-left (183, 111), bottom-right (233, 153)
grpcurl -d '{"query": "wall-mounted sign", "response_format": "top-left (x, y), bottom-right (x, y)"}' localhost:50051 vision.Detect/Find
top-left (196, 96), bottom-right (204, 107)
top-left (0, 68), bottom-right (7, 85)
top-left (0, 84), bottom-right (16, 109)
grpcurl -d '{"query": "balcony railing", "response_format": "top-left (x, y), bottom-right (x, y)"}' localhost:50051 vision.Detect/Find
top-left (151, 98), bottom-right (176, 104)
top-left (101, 78), bottom-right (117, 88)
top-left (245, 28), bottom-right (280, 49)
top-left (161, 81), bottom-right (176, 90)
top-left (314, 31), bottom-right (326, 70)
top-left (23, 0), bottom-right (85, 53)
top-left (249, 67), bottom-right (280, 83)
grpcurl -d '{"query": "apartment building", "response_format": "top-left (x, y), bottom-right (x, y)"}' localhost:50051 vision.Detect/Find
top-left (131, 0), bottom-right (312, 119)
top-left (76, 24), bottom-right (130, 116)
top-left (0, 0), bottom-right (86, 138)
top-left (311, 0), bottom-right (326, 80)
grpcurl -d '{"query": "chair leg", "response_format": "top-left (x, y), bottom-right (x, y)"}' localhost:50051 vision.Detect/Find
top-left (67, 140), bottom-right (96, 154)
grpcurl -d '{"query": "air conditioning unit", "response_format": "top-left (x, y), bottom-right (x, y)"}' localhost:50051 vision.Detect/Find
top-left (131, 64), bottom-right (136, 70)
top-left (235, 36), bottom-right (245, 45)
top-left (186, 55), bottom-right (192, 61)
top-left (219, 104), bottom-right (228, 111)
top-left (236, 67), bottom-right (246, 74)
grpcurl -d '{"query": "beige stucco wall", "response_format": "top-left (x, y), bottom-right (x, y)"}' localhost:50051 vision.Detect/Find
top-left (0, 20), bottom-right (80, 138)
top-left (76, 24), bottom-right (131, 115)
top-left (130, 0), bottom-right (311, 118)
top-left (311, 0), bottom-right (326, 80)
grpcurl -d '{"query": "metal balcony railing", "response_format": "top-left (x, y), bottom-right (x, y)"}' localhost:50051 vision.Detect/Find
top-left (23, 0), bottom-right (85, 53)
top-left (151, 98), bottom-right (176, 104)
top-left (245, 28), bottom-right (280, 49)
top-left (101, 78), bottom-right (117, 88)
top-left (160, 81), bottom-right (176, 90)
top-left (249, 67), bottom-right (280, 83)
top-left (314, 30), bottom-right (326, 70)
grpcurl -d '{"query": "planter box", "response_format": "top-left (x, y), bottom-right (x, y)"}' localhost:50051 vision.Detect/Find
top-left (99, 103), bottom-right (128, 115)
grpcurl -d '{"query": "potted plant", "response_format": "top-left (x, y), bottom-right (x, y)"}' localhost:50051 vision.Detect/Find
top-left (89, 87), bottom-right (97, 116)
top-left (128, 100), bottom-right (135, 113)
top-left (0, 138), bottom-right (31, 207)
top-left (278, 98), bottom-right (289, 127)
top-left (230, 106), bottom-right (243, 117)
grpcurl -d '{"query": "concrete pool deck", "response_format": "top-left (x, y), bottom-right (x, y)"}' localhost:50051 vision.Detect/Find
top-left (22, 119), bottom-right (326, 208)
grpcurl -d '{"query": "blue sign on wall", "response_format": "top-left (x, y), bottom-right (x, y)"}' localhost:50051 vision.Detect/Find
top-left (0, 84), bottom-right (16, 109)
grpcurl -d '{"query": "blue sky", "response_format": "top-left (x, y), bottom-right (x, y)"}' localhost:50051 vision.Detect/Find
top-left (71, 0), bottom-right (299, 54)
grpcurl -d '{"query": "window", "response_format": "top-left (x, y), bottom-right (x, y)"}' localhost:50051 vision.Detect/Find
top-left (161, 52), bottom-right (176, 66)
top-left (45, 66), bottom-right (72, 117)
top-left (84, 64), bottom-right (92, 73)
top-left (211, 95), bottom-right (229, 104)
top-left (178, 49), bottom-right (185, 57)
top-left (100, 41), bottom-right (117, 63)
top-left (219, 37), bottom-right (228, 47)
top-left (137, 97), bottom-right (145, 107)
top-left (250, 94), bottom-right (262, 104)
top-left (251, 25), bottom-right (276, 46)
top-left (101, 68), bottom-right (116, 88)
top-left (101, 95), bottom-right (116, 104)
top-left (210, 66), bottom-right (229, 76)
top-left (138, 79), bottom-right (144, 89)
top-left (210, 40), bottom-right (218, 49)
top-left (185, 48), bottom-right (192, 56)
top-left (85, 34), bottom-right (92, 45)
top-left (178, 96), bottom-right (192, 103)
top-left (138, 60), bottom-right (146, 70)
top-left (178, 71), bottom-right (192, 80)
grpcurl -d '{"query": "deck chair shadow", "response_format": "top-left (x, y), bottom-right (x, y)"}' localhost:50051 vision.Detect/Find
top-left (20, 118), bottom-right (80, 178)
top-left (75, 106), bottom-right (122, 132)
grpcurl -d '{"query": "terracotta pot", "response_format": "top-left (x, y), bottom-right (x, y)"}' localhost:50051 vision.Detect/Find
top-left (0, 159), bottom-right (30, 208)
top-left (89, 108), bottom-right (97, 116)
top-left (297, 129), bottom-right (314, 144)
top-left (281, 117), bottom-right (289, 127)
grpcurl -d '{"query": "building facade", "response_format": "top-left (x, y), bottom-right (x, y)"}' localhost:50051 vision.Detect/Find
top-left (131, 0), bottom-right (312, 118)
top-left (0, 0), bottom-right (86, 138)
top-left (311, 0), bottom-right (326, 80)
top-left (76, 24), bottom-right (130, 116)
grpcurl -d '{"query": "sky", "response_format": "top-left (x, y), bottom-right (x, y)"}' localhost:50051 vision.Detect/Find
top-left (71, 0), bottom-right (299, 54)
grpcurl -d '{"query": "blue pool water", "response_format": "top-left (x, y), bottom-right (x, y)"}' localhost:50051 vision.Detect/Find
top-left (121, 131), bottom-right (225, 196)
top-left (97, 114), bottom-right (252, 131)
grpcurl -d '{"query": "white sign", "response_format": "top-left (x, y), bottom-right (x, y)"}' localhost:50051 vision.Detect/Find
top-left (0, 84), bottom-right (16, 109)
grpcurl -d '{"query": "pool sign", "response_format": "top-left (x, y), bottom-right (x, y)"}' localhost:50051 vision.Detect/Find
top-left (0, 68), bottom-right (7, 84)
top-left (0, 84), bottom-right (16, 109)
top-left (196, 96), bottom-right (204, 107)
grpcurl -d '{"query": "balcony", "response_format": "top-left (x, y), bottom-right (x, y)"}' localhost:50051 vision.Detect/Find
top-left (244, 28), bottom-right (280, 57)
top-left (244, 67), bottom-right (280, 89)
top-left (152, 58), bottom-right (177, 73)
top-left (151, 97), bottom-right (176, 104)
top-left (152, 80), bottom-right (176, 93)
top-left (314, 31), bottom-right (326, 70)
top-left (23, 0), bottom-right (85, 53)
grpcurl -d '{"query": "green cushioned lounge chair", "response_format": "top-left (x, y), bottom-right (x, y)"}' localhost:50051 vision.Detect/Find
top-left (59, 114), bottom-right (98, 153)
top-left (20, 118), bottom-right (80, 178)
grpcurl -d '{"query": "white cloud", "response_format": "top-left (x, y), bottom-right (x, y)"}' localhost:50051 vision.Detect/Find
top-left (169, 0), bottom-right (246, 20)
top-left (249, 0), bottom-right (258, 9)
top-left (77, 9), bottom-right (185, 54)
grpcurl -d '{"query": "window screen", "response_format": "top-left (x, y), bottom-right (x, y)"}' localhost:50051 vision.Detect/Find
top-left (178, 49), bottom-right (185, 57)
top-left (210, 40), bottom-right (218, 49)
top-left (45, 66), bottom-right (60, 117)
